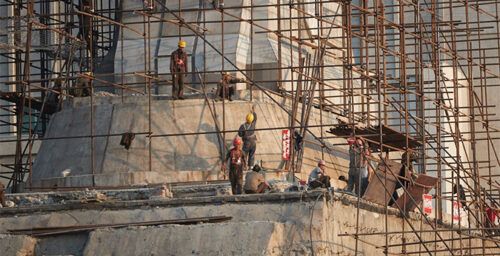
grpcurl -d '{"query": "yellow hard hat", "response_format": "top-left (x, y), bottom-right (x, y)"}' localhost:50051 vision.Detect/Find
top-left (178, 40), bottom-right (186, 48)
top-left (222, 72), bottom-right (230, 76)
top-left (246, 113), bottom-right (254, 123)
top-left (84, 72), bottom-right (92, 76)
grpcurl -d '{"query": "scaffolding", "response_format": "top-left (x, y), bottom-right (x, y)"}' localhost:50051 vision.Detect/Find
top-left (1, 0), bottom-right (500, 254)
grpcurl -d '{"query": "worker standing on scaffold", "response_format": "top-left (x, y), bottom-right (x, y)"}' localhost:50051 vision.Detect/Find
top-left (170, 40), bottom-right (188, 100)
top-left (224, 137), bottom-right (247, 195)
top-left (238, 104), bottom-right (257, 170)
top-left (143, 0), bottom-right (155, 11)
top-left (346, 137), bottom-right (368, 196)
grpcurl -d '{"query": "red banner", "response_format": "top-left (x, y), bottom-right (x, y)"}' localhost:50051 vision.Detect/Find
top-left (282, 129), bottom-right (290, 160)
top-left (423, 194), bottom-right (432, 215)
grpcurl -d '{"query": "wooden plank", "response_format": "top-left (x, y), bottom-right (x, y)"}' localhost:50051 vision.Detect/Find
top-left (327, 120), bottom-right (422, 151)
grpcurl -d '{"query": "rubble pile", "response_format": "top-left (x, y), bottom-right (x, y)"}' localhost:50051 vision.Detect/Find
top-left (4, 186), bottom-right (173, 207)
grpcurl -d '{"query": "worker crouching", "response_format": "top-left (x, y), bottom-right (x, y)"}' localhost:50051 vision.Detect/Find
top-left (244, 165), bottom-right (270, 194)
top-left (71, 72), bottom-right (92, 97)
top-left (224, 137), bottom-right (247, 195)
top-left (216, 72), bottom-right (249, 101)
top-left (308, 160), bottom-right (331, 189)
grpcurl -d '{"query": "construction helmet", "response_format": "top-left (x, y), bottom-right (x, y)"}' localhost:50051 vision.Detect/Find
top-left (346, 137), bottom-right (356, 145)
top-left (222, 71), bottom-right (230, 76)
top-left (246, 113), bottom-right (254, 123)
top-left (233, 137), bottom-right (242, 146)
top-left (178, 40), bottom-right (186, 48)
top-left (84, 72), bottom-right (92, 76)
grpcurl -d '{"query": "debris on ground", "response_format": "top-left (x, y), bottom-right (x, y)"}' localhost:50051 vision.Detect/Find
top-left (94, 91), bottom-right (118, 97)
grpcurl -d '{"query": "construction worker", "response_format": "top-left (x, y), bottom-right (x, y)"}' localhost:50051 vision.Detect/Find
top-left (90, 29), bottom-right (99, 58)
top-left (244, 165), bottom-right (270, 194)
top-left (71, 72), bottom-right (92, 97)
top-left (78, 0), bottom-right (94, 58)
top-left (170, 40), bottom-right (188, 100)
top-left (238, 105), bottom-right (257, 169)
top-left (485, 205), bottom-right (500, 235)
top-left (0, 183), bottom-right (5, 207)
top-left (346, 137), bottom-right (368, 195)
top-left (143, 0), bottom-right (155, 11)
top-left (389, 151), bottom-right (418, 206)
top-left (359, 151), bottom-right (373, 197)
top-left (216, 72), bottom-right (248, 101)
top-left (47, 79), bottom-right (62, 103)
top-left (46, 79), bottom-right (62, 112)
top-left (224, 137), bottom-right (247, 195)
top-left (308, 160), bottom-right (331, 189)
top-left (453, 184), bottom-right (467, 208)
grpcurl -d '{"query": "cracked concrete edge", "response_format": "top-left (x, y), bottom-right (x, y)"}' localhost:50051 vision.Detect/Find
top-left (0, 188), bottom-right (465, 234)
top-left (0, 190), bottom-right (331, 216)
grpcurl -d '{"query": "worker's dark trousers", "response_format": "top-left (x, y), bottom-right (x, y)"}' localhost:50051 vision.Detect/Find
top-left (309, 176), bottom-right (331, 189)
top-left (229, 167), bottom-right (243, 195)
top-left (172, 73), bottom-right (184, 99)
top-left (0, 183), bottom-right (4, 205)
top-left (218, 86), bottom-right (235, 100)
top-left (389, 180), bottom-right (408, 206)
top-left (243, 140), bottom-right (256, 168)
top-left (346, 169), bottom-right (361, 195)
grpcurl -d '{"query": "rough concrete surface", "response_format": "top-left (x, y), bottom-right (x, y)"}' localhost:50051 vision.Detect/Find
top-left (31, 96), bottom-right (349, 188)
top-left (34, 233), bottom-right (88, 256)
top-left (7, 186), bottom-right (171, 207)
top-left (1, 192), bottom-right (496, 255)
top-left (83, 222), bottom-right (287, 256)
top-left (0, 234), bottom-right (37, 256)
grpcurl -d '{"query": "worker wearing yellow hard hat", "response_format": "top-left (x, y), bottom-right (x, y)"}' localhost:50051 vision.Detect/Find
top-left (246, 113), bottom-right (254, 123)
top-left (170, 40), bottom-right (188, 100)
top-left (178, 40), bottom-right (186, 48)
top-left (216, 71), bottom-right (247, 101)
top-left (238, 104), bottom-right (258, 169)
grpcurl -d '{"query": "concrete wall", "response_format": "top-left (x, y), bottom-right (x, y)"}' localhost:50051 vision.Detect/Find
top-left (115, 0), bottom-right (347, 100)
top-left (31, 96), bottom-right (350, 187)
top-left (0, 138), bottom-right (40, 187)
top-left (0, 193), bottom-right (495, 255)
top-left (84, 222), bottom-right (286, 256)
top-left (0, 234), bottom-right (37, 256)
